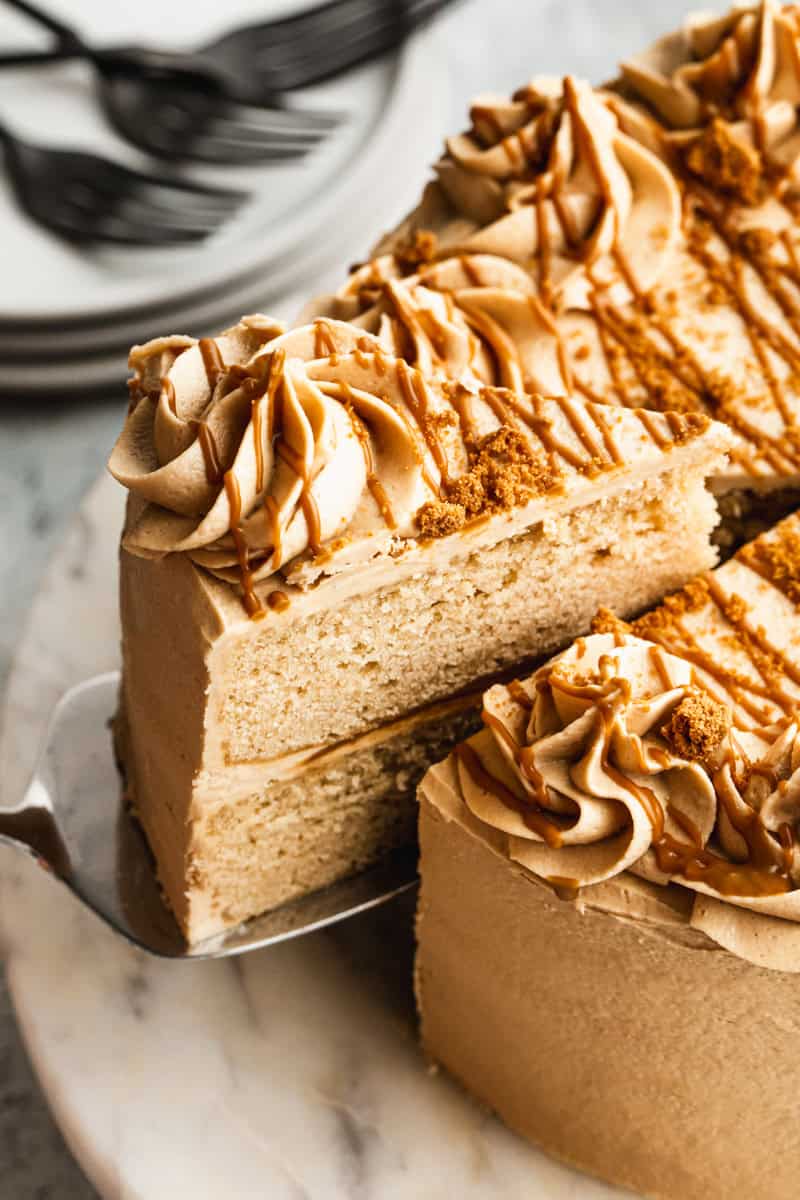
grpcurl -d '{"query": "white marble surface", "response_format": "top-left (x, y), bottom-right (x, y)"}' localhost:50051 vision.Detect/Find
top-left (0, 0), bottom-right (701, 1195)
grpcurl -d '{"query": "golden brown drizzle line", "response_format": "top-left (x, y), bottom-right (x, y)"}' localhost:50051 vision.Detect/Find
top-left (199, 337), bottom-right (225, 387)
top-left (223, 471), bottom-right (264, 620)
top-left (642, 574), bottom-right (800, 725)
top-left (578, 98), bottom-right (800, 472)
top-left (454, 740), bottom-right (565, 849)
top-left (397, 360), bottom-right (452, 487)
top-left (314, 319), bottom-right (339, 362)
top-left (462, 668), bottom-right (793, 899)
top-left (191, 420), bottom-right (223, 486)
top-left (339, 382), bottom-right (397, 530)
top-left (449, 84), bottom-right (800, 477)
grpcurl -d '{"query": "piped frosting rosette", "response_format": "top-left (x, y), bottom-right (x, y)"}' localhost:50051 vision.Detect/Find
top-left (111, 315), bottom-right (576, 601)
top-left (374, 74), bottom-right (680, 309)
top-left (306, 77), bottom-right (680, 394)
top-left (303, 263), bottom-right (570, 394)
top-left (459, 632), bottom-right (800, 921)
top-left (110, 317), bottom-right (466, 593)
top-left (618, 1), bottom-right (800, 201)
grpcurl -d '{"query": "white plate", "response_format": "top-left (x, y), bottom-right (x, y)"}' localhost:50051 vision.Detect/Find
top-left (0, 473), bottom-right (629, 1200)
top-left (0, 0), bottom-right (440, 327)
top-left (0, 26), bottom-right (447, 394)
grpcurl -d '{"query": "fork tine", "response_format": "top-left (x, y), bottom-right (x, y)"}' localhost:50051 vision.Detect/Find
top-left (134, 183), bottom-right (245, 216)
top-left (246, 0), bottom-right (449, 91)
top-left (117, 188), bottom-right (239, 229)
top-left (88, 159), bottom-right (245, 208)
top-left (52, 214), bottom-right (209, 246)
top-left (180, 135), bottom-right (317, 166)
top-left (53, 188), bottom-right (221, 243)
top-left (140, 195), bottom-right (245, 226)
top-left (70, 163), bottom-right (243, 239)
top-left (153, 104), bottom-right (335, 165)
top-left (264, 0), bottom-right (439, 67)
top-left (203, 110), bottom-right (332, 145)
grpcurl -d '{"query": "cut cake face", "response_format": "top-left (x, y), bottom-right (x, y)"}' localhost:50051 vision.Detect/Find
top-left (108, 316), bottom-right (730, 942)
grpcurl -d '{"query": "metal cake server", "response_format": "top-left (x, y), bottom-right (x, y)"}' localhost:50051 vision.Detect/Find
top-left (0, 673), bottom-right (417, 959)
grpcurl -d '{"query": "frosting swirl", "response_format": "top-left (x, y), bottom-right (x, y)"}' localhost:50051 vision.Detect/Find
top-left (305, 76), bottom-right (681, 397)
top-left (618, 2), bottom-right (800, 202)
top-left (620, 1), bottom-right (800, 130)
top-left (110, 318), bottom-right (458, 598)
top-left (377, 75), bottom-right (680, 311)
top-left (303, 265), bottom-right (570, 394)
top-left (459, 632), bottom-right (800, 918)
top-left (117, 315), bottom-right (685, 609)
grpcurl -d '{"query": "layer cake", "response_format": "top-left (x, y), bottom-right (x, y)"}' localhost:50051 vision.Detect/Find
top-left (417, 510), bottom-right (800, 1200)
top-left (109, 316), bottom-right (730, 943)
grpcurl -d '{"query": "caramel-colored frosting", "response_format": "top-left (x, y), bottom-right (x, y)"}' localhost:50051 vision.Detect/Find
top-left (456, 512), bottom-right (800, 922)
top-left (111, 313), bottom-right (719, 614)
top-left (307, 76), bottom-right (680, 392)
top-left (305, 8), bottom-right (800, 490)
top-left (409, 75), bottom-right (680, 310)
top-left (111, 317), bottom-right (456, 603)
top-left (619, 1), bottom-right (800, 137)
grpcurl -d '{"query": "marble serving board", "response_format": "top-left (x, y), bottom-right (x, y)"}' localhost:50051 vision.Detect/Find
top-left (0, 473), bottom-right (630, 1198)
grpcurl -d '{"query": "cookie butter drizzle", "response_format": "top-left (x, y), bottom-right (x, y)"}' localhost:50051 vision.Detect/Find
top-left (223, 470), bottom-right (264, 620)
top-left (458, 523), bottom-right (800, 901)
top-left (338, 382), bottom-right (397, 529)
top-left (152, 298), bottom-right (708, 619)
top-left (358, 63), bottom-right (800, 477)
top-left (579, 88), bottom-right (800, 478)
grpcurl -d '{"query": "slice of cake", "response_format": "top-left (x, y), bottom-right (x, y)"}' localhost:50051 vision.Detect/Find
top-left (308, 5), bottom-right (800, 547)
top-left (417, 511), bottom-right (800, 1200)
top-left (108, 315), bottom-right (730, 944)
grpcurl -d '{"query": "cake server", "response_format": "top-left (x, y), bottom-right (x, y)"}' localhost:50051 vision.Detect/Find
top-left (0, 673), bottom-right (417, 959)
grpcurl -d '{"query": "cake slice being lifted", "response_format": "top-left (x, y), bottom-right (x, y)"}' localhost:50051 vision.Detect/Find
top-left (108, 315), bottom-right (730, 944)
top-left (416, 510), bottom-right (800, 1200)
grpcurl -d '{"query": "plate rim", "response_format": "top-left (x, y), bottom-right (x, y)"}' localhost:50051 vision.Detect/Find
top-left (0, 30), bottom-right (424, 330)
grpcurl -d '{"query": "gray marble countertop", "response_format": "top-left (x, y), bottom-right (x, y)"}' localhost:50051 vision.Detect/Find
top-left (0, 1), bottom-right (695, 1194)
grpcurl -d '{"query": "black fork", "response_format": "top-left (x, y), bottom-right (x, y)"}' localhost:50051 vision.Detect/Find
top-left (0, 121), bottom-right (245, 245)
top-left (0, 0), bottom-right (457, 166)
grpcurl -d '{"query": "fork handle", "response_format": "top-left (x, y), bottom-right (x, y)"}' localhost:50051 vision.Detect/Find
top-left (3, 0), bottom-right (83, 46)
top-left (0, 47), bottom-right (84, 68)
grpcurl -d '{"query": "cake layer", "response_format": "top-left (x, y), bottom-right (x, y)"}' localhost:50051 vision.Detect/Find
top-left (213, 460), bottom-right (721, 762)
top-left (417, 785), bottom-right (800, 1200)
top-left (119, 455), bottom-right (722, 942)
top-left (110, 312), bottom-right (731, 942)
top-left (120, 443), bottom-right (726, 772)
top-left (118, 691), bottom-right (480, 944)
top-left (122, 458), bottom-right (719, 773)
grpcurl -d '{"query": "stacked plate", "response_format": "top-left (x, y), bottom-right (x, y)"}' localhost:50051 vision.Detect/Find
top-left (0, 0), bottom-right (449, 395)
